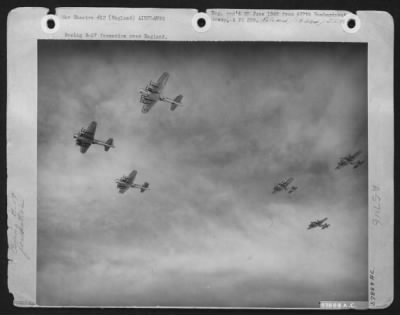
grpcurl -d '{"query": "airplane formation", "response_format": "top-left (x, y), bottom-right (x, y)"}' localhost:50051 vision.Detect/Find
top-left (73, 71), bottom-right (366, 229)
top-left (272, 150), bottom-right (365, 230)
top-left (73, 72), bottom-right (183, 194)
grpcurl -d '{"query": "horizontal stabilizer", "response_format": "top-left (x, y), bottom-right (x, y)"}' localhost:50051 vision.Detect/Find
top-left (170, 95), bottom-right (183, 111)
top-left (140, 182), bottom-right (150, 193)
top-left (105, 138), bottom-right (114, 151)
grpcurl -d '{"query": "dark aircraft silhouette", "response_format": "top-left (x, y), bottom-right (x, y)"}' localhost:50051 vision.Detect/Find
top-left (139, 72), bottom-right (183, 113)
top-left (308, 217), bottom-right (329, 230)
top-left (272, 177), bottom-right (294, 194)
top-left (115, 170), bottom-right (150, 194)
top-left (335, 150), bottom-right (361, 169)
top-left (73, 121), bottom-right (114, 154)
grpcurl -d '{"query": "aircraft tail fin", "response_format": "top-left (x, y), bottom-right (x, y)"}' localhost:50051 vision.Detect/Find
top-left (105, 138), bottom-right (114, 151)
top-left (170, 95), bottom-right (183, 111)
top-left (140, 182), bottom-right (149, 193)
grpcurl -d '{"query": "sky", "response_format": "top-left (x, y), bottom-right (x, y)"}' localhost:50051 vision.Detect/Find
top-left (37, 40), bottom-right (368, 307)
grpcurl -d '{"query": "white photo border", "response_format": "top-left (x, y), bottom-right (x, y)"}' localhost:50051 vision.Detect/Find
top-left (7, 7), bottom-right (394, 309)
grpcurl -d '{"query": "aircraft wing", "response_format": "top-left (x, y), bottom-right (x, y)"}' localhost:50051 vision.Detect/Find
top-left (316, 218), bottom-right (327, 225)
top-left (119, 186), bottom-right (129, 194)
top-left (156, 72), bottom-right (169, 91)
top-left (349, 150), bottom-right (362, 162)
top-left (80, 145), bottom-right (90, 154)
top-left (344, 150), bottom-right (361, 162)
top-left (280, 177), bottom-right (294, 188)
top-left (272, 185), bottom-right (281, 193)
top-left (285, 177), bottom-right (294, 185)
top-left (308, 224), bottom-right (315, 229)
top-left (141, 99), bottom-right (157, 113)
top-left (86, 121), bottom-right (97, 136)
top-left (336, 159), bottom-right (348, 168)
top-left (127, 170), bottom-right (137, 185)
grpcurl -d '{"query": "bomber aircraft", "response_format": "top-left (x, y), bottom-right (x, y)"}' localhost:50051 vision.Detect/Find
top-left (115, 170), bottom-right (150, 194)
top-left (272, 177), bottom-right (294, 194)
top-left (73, 121), bottom-right (114, 154)
top-left (308, 217), bottom-right (329, 230)
top-left (139, 72), bottom-right (183, 113)
top-left (335, 150), bottom-right (362, 169)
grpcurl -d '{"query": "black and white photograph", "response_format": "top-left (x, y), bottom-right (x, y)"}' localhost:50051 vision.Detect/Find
top-left (36, 40), bottom-right (369, 307)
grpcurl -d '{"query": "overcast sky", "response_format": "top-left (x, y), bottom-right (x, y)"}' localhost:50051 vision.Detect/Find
top-left (37, 41), bottom-right (368, 307)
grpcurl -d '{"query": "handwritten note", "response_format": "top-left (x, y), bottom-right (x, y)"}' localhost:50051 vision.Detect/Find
top-left (208, 10), bottom-right (346, 25)
top-left (371, 185), bottom-right (382, 227)
top-left (8, 193), bottom-right (30, 260)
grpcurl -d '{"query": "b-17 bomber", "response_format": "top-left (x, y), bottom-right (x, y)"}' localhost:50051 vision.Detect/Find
top-left (73, 121), bottom-right (115, 154)
top-left (115, 170), bottom-right (150, 194)
top-left (139, 72), bottom-right (184, 113)
top-left (272, 177), bottom-right (295, 194)
top-left (335, 150), bottom-right (363, 170)
top-left (308, 217), bottom-right (330, 230)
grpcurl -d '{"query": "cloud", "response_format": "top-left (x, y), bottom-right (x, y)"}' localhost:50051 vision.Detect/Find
top-left (37, 41), bottom-right (368, 306)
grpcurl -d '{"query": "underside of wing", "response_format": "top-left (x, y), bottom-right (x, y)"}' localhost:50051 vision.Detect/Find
top-left (286, 177), bottom-right (294, 185)
top-left (80, 144), bottom-right (90, 153)
top-left (141, 101), bottom-right (156, 113)
top-left (86, 121), bottom-right (97, 136)
top-left (156, 72), bottom-right (169, 91)
top-left (352, 150), bottom-right (361, 159)
top-left (119, 187), bottom-right (129, 194)
top-left (127, 170), bottom-right (137, 184)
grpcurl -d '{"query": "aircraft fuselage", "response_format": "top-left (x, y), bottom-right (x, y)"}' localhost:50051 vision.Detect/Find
top-left (116, 177), bottom-right (129, 185)
top-left (140, 89), bottom-right (161, 102)
top-left (74, 132), bottom-right (94, 147)
top-left (116, 179), bottom-right (146, 191)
